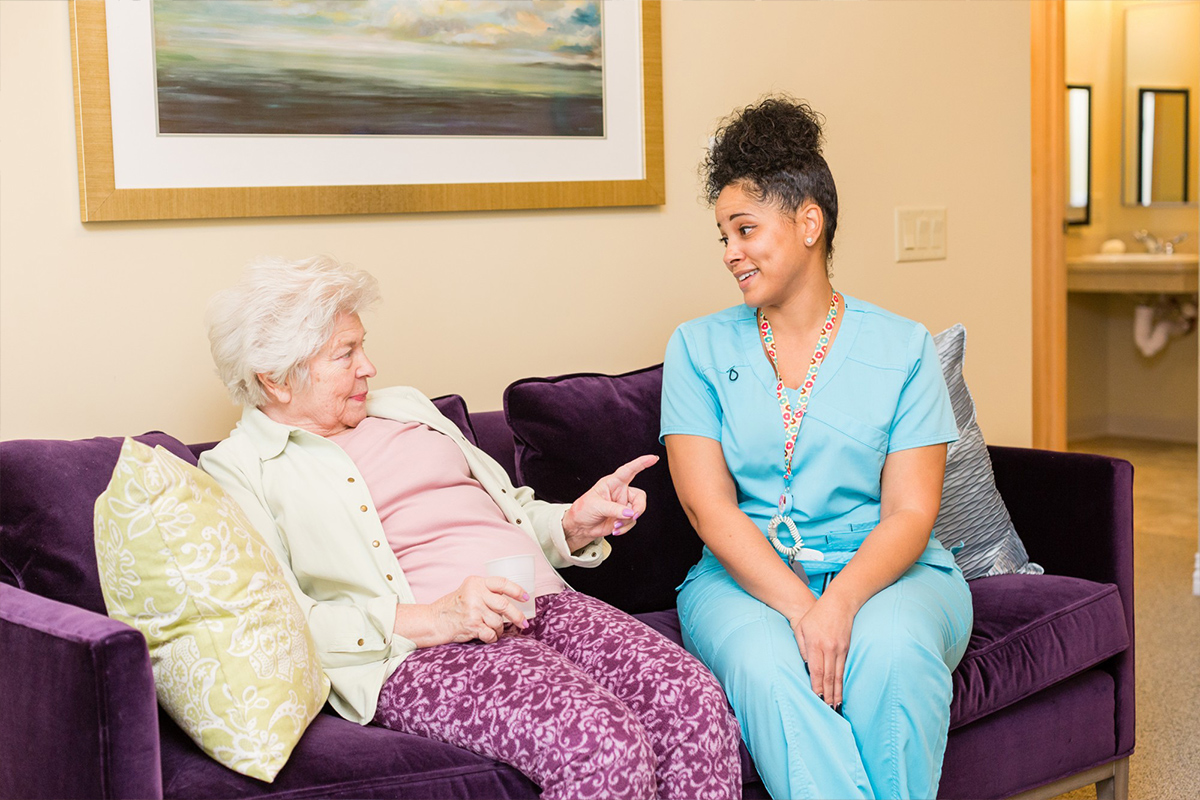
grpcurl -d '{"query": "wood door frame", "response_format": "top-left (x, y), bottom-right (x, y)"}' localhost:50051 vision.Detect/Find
top-left (1031, 0), bottom-right (1068, 451)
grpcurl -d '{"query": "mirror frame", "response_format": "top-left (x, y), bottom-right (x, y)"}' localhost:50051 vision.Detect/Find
top-left (1136, 87), bottom-right (1191, 205)
top-left (1066, 84), bottom-right (1092, 226)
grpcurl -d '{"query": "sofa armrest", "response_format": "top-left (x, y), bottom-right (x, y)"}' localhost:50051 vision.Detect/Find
top-left (0, 583), bottom-right (163, 800)
top-left (986, 444), bottom-right (1135, 756)
top-left (987, 445), bottom-right (1133, 588)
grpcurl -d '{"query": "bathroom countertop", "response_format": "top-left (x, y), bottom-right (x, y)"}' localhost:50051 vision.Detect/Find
top-left (1066, 253), bottom-right (1198, 293)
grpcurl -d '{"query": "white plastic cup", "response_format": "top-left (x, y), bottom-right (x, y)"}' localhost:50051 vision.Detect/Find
top-left (485, 554), bottom-right (537, 620)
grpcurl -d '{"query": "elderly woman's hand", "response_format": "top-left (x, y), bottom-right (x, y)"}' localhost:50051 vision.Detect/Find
top-left (562, 455), bottom-right (659, 551)
top-left (397, 576), bottom-right (531, 647)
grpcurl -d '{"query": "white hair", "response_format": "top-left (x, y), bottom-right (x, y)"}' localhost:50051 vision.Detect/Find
top-left (206, 255), bottom-right (381, 408)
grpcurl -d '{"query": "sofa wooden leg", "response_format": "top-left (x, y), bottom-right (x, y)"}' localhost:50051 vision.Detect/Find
top-left (1095, 757), bottom-right (1130, 800)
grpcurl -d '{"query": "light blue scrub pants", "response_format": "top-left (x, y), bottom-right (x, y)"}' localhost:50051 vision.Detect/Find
top-left (678, 559), bottom-right (973, 800)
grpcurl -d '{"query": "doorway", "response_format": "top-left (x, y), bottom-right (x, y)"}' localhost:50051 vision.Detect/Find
top-left (1031, 3), bottom-right (1200, 797)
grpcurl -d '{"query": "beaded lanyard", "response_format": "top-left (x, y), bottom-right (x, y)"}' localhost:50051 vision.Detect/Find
top-left (758, 290), bottom-right (841, 562)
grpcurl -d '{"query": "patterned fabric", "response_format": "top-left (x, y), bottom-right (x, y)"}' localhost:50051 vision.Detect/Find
top-left (373, 590), bottom-right (741, 800)
top-left (933, 324), bottom-right (1042, 579)
top-left (93, 438), bottom-right (330, 782)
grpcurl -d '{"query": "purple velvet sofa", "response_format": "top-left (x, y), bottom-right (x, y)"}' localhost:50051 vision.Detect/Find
top-left (1, 373), bottom-right (1133, 800)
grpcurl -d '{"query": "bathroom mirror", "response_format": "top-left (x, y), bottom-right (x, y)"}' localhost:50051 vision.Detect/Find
top-left (1137, 88), bottom-right (1190, 204)
top-left (1067, 85), bottom-right (1092, 225)
top-left (1122, 1), bottom-right (1199, 206)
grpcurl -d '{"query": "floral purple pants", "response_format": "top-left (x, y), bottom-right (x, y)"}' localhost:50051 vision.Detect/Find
top-left (373, 590), bottom-right (742, 800)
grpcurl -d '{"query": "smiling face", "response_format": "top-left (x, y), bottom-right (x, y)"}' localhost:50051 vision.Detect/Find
top-left (715, 183), bottom-right (825, 312)
top-left (259, 312), bottom-right (377, 437)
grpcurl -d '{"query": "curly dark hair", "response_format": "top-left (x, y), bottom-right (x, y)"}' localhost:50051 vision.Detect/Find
top-left (702, 96), bottom-right (839, 263)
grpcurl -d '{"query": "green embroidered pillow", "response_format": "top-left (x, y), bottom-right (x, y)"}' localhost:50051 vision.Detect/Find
top-left (94, 438), bottom-right (330, 782)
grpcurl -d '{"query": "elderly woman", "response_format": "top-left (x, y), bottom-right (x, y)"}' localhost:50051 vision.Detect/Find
top-left (199, 256), bottom-right (741, 800)
top-left (662, 97), bottom-right (973, 799)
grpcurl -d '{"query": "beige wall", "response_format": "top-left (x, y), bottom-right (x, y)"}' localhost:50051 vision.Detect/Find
top-left (1065, 0), bottom-right (1199, 443)
top-left (0, 0), bottom-right (1033, 447)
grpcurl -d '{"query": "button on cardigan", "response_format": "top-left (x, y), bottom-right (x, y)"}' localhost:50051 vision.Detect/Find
top-left (200, 385), bottom-right (610, 724)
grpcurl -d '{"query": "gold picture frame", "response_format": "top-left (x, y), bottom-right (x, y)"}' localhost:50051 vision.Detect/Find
top-left (69, 0), bottom-right (664, 222)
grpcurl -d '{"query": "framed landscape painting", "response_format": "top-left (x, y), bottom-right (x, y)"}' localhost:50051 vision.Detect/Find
top-left (69, 0), bottom-right (663, 221)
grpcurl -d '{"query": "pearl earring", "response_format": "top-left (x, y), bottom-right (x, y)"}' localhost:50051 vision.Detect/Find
top-left (806, 237), bottom-right (814, 245)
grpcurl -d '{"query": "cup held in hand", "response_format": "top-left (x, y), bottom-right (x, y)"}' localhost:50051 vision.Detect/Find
top-left (485, 554), bottom-right (536, 619)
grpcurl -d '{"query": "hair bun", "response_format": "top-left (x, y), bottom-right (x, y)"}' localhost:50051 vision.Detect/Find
top-left (722, 96), bottom-right (825, 170)
top-left (756, 96), bottom-right (824, 153)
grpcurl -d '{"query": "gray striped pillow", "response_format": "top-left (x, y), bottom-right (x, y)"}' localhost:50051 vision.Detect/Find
top-left (933, 324), bottom-right (1043, 580)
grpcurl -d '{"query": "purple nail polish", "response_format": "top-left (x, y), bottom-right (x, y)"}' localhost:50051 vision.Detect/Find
top-left (521, 592), bottom-right (530, 601)
top-left (622, 508), bottom-right (636, 518)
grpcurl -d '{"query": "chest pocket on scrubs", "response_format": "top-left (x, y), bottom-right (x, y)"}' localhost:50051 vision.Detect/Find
top-left (806, 404), bottom-right (888, 453)
top-left (800, 405), bottom-right (889, 509)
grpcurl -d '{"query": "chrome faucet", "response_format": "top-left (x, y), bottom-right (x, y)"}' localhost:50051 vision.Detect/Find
top-left (1133, 230), bottom-right (1163, 253)
top-left (1162, 234), bottom-right (1187, 255)
top-left (1134, 230), bottom-right (1188, 254)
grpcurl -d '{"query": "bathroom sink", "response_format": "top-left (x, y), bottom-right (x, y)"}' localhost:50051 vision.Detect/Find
top-left (1067, 253), bottom-right (1198, 293)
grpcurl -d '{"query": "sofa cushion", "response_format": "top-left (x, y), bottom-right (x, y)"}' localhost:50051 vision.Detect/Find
top-left (159, 709), bottom-right (542, 799)
top-left (504, 365), bottom-right (694, 614)
top-left (431, 394), bottom-right (478, 447)
top-left (933, 324), bottom-right (1042, 579)
top-left (471, 410), bottom-right (519, 484)
top-left (0, 432), bottom-right (197, 614)
top-left (949, 573), bottom-right (1128, 728)
top-left (94, 438), bottom-right (330, 782)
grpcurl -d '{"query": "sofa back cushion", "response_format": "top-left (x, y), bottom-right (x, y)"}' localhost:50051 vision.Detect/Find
top-left (504, 365), bottom-right (696, 614)
top-left (430, 394), bottom-right (478, 447)
top-left (0, 432), bottom-right (197, 613)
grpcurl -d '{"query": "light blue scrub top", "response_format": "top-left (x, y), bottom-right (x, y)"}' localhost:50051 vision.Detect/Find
top-left (661, 295), bottom-right (961, 577)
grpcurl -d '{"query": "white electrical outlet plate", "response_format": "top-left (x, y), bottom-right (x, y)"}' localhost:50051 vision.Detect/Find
top-left (895, 207), bottom-right (948, 262)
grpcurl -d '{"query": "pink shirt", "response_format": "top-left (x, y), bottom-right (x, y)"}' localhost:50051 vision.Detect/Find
top-left (330, 416), bottom-right (566, 605)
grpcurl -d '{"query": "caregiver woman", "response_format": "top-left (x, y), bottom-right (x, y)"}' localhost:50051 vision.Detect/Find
top-left (661, 97), bottom-right (973, 799)
top-left (200, 256), bottom-right (740, 800)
